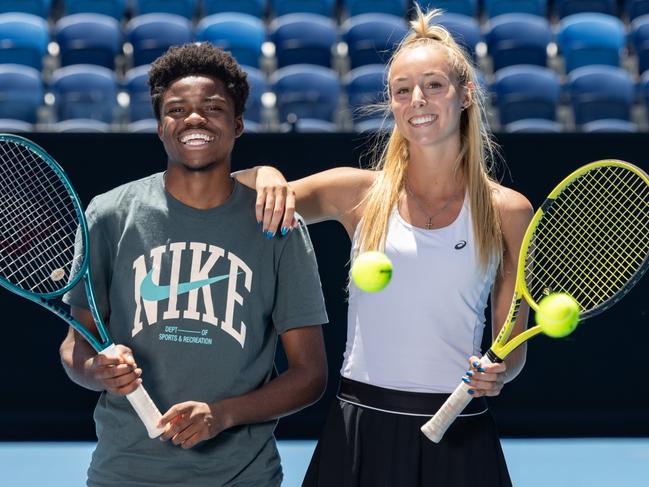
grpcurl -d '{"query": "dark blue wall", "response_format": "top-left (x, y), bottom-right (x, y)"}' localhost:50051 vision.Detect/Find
top-left (1, 132), bottom-right (647, 440)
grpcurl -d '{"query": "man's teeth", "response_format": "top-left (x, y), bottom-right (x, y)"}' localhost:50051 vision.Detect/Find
top-left (180, 133), bottom-right (214, 144)
top-left (409, 115), bottom-right (436, 126)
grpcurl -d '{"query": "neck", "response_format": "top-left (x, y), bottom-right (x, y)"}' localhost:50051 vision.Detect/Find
top-left (405, 136), bottom-right (464, 197)
top-left (164, 162), bottom-right (234, 209)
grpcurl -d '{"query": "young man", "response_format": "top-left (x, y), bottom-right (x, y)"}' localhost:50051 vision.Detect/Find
top-left (59, 43), bottom-right (328, 487)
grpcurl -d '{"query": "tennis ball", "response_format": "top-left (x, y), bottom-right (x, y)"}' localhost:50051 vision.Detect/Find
top-left (351, 251), bottom-right (393, 292)
top-left (536, 293), bottom-right (580, 338)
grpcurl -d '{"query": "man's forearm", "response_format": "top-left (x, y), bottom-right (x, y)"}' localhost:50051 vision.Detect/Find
top-left (59, 333), bottom-right (104, 392)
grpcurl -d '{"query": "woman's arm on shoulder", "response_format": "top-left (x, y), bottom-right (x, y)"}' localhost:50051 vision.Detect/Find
top-left (491, 184), bottom-right (534, 383)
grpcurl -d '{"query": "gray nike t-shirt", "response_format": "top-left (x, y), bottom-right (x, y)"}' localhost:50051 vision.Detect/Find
top-left (64, 173), bottom-right (328, 487)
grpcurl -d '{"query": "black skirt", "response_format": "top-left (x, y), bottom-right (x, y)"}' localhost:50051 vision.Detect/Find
top-left (303, 378), bottom-right (512, 487)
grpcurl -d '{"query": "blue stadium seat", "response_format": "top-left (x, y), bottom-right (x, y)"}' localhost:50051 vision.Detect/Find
top-left (639, 70), bottom-right (649, 115)
top-left (0, 13), bottom-right (48, 70)
top-left (269, 13), bottom-right (336, 68)
top-left (342, 14), bottom-right (408, 69)
top-left (243, 119), bottom-right (262, 132)
top-left (291, 118), bottom-right (337, 132)
top-left (127, 118), bottom-right (157, 132)
top-left (416, 0), bottom-right (478, 17)
top-left (271, 64), bottom-right (340, 122)
top-left (486, 14), bottom-right (551, 72)
top-left (52, 119), bottom-right (111, 132)
top-left (63, 0), bottom-right (126, 19)
top-left (132, 0), bottom-right (197, 19)
top-left (343, 0), bottom-right (408, 16)
top-left (123, 64), bottom-right (153, 122)
top-left (483, 0), bottom-right (547, 17)
top-left (354, 116), bottom-right (394, 132)
top-left (126, 13), bottom-right (193, 67)
top-left (50, 64), bottom-right (118, 123)
top-left (55, 14), bottom-right (121, 69)
top-left (504, 119), bottom-right (562, 132)
top-left (0, 64), bottom-right (43, 123)
top-left (433, 13), bottom-right (481, 60)
top-left (492, 65), bottom-right (560, 125)
top-left (271, 0), bottom-right (336, 16)
top-left (581, 119), bottom-right (638, 132)
top-left (557, 13), bottom-right (624, 73)
top-left (0, 0), bottom-right (52, 17)
top-left (630, 15), bottom-right (649, 75)
top-left (242, 65), bottom-right (267, 123)
top-left (0, 119), bottom-right (34, 132)
top-left (196, 13), bottom-right (264, 68)
top-left (567, 65), bottom-right (634, 126)
top-left (345, 64), bottom-right (386, 122)
top-left (554, 0), bottom-right (616, 18)
top-left (203, 0), bottom-right (266, 17)
top-left (626, 0), bottom-right (649, 20)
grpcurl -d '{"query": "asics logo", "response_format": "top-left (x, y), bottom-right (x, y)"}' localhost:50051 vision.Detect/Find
top-left (454, 240), bottom-right (467, 250)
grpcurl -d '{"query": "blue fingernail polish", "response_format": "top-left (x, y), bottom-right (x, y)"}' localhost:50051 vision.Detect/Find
top-left (281, 227), bottom-right (288, 236)
top-left (472, 361), bottom-right (480, 368)
top-left (466, 370), bottom-right (473, 377)
top-left (265, 231), bottom-right (274, 239)
top-left (462, 376), bottom-right (471, 384)
top-left (257, 220), bottom-right (262, 225)
top-left (478, 367), bottom-right (486, 373)
top-left (467, 389), bottom-right (475, 395)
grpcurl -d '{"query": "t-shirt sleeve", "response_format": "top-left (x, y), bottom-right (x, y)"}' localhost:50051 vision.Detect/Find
top-left (62, 197), bottom-right (111, 322)
top-left (272, 217), bottom-right (328, 334)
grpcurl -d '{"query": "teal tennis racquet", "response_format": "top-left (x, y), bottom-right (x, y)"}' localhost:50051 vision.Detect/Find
top-left (0, 134), bottom-right (164, 438)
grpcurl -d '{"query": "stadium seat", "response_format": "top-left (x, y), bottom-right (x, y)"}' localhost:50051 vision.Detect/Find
top-left (483, 0), bottom-right (547, 17)
top-left (554, 0), bottom-right (616, 18)
top-left (581, 119), bottom-right (638, 132)
top-left (52, 119), bottom-right (111, 132)
top-left (557, 13), bottom-right (625, 73)
top-left (0, 64), bottom-right (43, 123)
top-left (0, 13), bottom-right (48, 70)
top-left (341, 14), bottom-right (408, 69)
top-left (271, 64), bottom-right (340, 123)
top-left (343, 0), bottom-right (408, 17)
top-left (433, 13), bottom-right (481, 60)
top-left (626, 0), bottom-right (649, 21)
top-left (630, 14), bottom-right (649, 75)
top-left (567, 65), bottom-right (634, 126)
top-left (492, 65), bottom-right (560, 125)
top-left (289, 118), bottom-right (337, 132)
top-left (123, 64), bottom-right (153, 122)
top-left (63, 0), bottom-right (126, 19)
top-left (270, 0), bottom-right (336, 16)
top-left (50, 64), bottom-right (118, 123)
top-left (127, 118), bottom-right (157, 132)
top-left (126, 13), bottom-right (193, 67)
top-left (504, 119), bottom-right (562, 132)
top-left (354, 116), bottom-right (394, 132)
top-left (55, 14), bottom-right (121, 69)
top-left (132, 0), bottom-right (197, 19)
top-left (0, 0), bottom-right (52, 18)
top-left (203, 0), bottom-right (265, 17)
top-left (0, 119), bottom-right (34, 132)
top-left (485, 14), bottom-right (551, 72)
top-left (638, 69), bottom-right (649, 113)
top-left (196, 13), bottom-right (265, 68)
top-left (243, 119), bottom-right (262, 132)
top-left (345, 64), bottom-right (387, 122)
top-left (241, 65), bottom-right (267, 123)
top-left (416, 0), bottom-right (478, 17)
top-left (269, 13), bottom-right (336, 68)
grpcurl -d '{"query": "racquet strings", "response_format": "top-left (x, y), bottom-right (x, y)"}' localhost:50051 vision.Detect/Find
top-left (525, 165), bottom-right (649, 315)
top-left (0, 140), bottom-right (80, 295)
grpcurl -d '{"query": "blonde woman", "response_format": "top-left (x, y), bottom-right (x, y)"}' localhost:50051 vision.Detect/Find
top-left (236, 7), bottom-right (532, 486)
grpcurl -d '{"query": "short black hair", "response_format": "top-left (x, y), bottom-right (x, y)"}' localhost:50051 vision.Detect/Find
top-left (148, 42), bottom-right (250, 120)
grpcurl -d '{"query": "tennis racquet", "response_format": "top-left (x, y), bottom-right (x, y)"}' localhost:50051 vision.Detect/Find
top-left (0, 134), bottom-right (164, 439)
top-left (421, 160), bottom-right (649, 443)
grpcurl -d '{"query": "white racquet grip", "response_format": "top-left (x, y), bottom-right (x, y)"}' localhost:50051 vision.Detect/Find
top-left (421, 355), bottom-right (494, 443)
top-left (101, 344), bottom-right (165, 438)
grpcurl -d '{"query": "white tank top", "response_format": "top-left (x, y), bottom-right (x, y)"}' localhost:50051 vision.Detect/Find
top-left (341, 196), bottom-right (499, 393)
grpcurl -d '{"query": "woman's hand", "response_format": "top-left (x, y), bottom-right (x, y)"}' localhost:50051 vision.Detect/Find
top-left (462, 356), bottom-right (507, 397)
top-left (254, 166), bottom-right (296, 237)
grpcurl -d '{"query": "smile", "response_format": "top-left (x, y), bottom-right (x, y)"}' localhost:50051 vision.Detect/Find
top-left (408, 114), bottom-right (437, 127)
top-left (179, 132), bottom-right (214, 145)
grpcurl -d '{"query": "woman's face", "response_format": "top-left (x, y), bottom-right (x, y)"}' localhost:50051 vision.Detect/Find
top-left (389, 45), bottom-right (469, 148)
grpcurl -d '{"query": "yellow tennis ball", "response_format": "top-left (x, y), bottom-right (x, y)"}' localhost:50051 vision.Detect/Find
top-left (351, 251), bottom-right (393, 293)
top-left (536, 293), bottom-right (580, 338)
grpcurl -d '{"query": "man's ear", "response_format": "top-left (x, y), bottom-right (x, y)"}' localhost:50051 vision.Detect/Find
top-left (234, 116), bottom-right (244, 138)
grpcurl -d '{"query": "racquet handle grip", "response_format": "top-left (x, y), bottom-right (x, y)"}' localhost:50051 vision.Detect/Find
top-left (420, 355), bottom-right (493, 443)
top-left (101, 344), bottom-right (165, 438)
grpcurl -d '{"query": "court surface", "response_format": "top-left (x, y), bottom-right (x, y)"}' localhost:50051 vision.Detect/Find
top-left (2, 438), bottom-right (647, 486)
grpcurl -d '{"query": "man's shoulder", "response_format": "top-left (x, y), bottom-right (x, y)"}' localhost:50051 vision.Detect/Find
top-left (88, 172), bottom-right (162, 222)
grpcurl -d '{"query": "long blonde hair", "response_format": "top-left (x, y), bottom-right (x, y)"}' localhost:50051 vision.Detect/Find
top-left (355, 6), bottom-right (503, 271)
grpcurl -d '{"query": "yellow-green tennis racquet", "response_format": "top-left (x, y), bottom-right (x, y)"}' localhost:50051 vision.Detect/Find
top-left (421, 160), bottom-right (649, 443)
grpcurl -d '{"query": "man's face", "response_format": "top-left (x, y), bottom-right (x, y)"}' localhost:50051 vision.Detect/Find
top-left (157, 75), bottom-right (243, 172)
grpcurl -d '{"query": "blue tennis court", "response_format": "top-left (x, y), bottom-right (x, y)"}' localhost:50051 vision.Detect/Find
top-left (2, 438), bottom-right (647, 486)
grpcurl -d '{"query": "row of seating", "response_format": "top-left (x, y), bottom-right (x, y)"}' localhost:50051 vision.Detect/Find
top-left (2, 61), bottom-right (648, 130)
top-left (3, 11), bottom-right (649, 75)
top-left (4, 0), bottom-right (649, 21)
